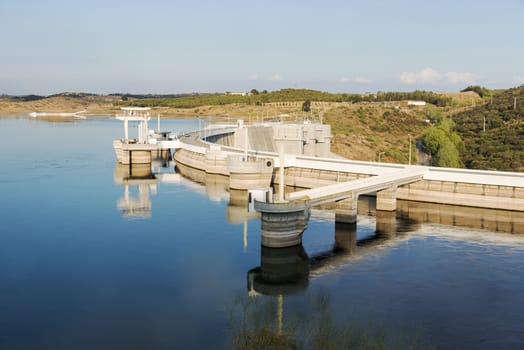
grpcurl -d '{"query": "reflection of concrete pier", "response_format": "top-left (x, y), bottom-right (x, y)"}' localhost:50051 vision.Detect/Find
top-left (113, 163), bottom-right (157, 218)
top-left (397, 200), bottom-right (524, 234)
top-left (248, 245), bottom-right (310, 296)
top-left (247, 213), bottom-right (409, 297)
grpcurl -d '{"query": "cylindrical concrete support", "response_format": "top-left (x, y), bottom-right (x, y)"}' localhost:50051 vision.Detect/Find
top-left (260, 210), bottom-right (309, 248)
top-left (255, 200), bottom-right (311, 248)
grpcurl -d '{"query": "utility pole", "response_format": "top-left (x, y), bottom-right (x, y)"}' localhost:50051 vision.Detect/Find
top-left (378, 151), bottom-right (385, 163)
top-left (514, 97), bottom-right (517, 110)
top-left (279, 145), bottom-right (285, 202)
top-left (408, 135), bottom-right (412, 165)
top-left (483, 115), bottom-right (486, 132)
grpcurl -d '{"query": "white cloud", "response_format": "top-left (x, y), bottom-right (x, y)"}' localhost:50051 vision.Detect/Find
top-left (354, 76), bottom-right (373, 84)
top-left (338, 76), bottom-right (372, 84)
top-left (400, 67), bottom-right (476, 85)
top-left (400, 67), bottom-right (442, 85)
top-left (399, 72), bottom-right (417, 85)
top-left (444, 72), bottom-right (476, 85)
top-left (250, 73), bottom-right (282, 81)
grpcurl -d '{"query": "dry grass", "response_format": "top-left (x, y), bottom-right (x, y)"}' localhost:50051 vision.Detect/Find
top-left (0, 96), bottom-right (120, 116)
top-left (441, 91), bottom-right (482, 106)
top-left (324, 104), bottom-right (429, 163)
top-left (0, 96), bottom-right (335, 119)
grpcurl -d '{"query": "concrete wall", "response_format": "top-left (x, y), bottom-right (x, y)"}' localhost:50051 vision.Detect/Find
top-left (206, 132), bottom-right (235, 147)
top-left (211, 123), bottom-right (331, 157)
top-left (273, 123), bottom-right (331, 157)
top-left (277, 167), bottom-right (370, 189)
top-left (397, 179), bottom-right (524, 211)
top-left (233, 126), bottom-right (277, 153)
top-left (272, 167), bottom-right (524, 212)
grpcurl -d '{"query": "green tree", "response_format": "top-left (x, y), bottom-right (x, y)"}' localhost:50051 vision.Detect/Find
top-left (434, 140), bottom-right (463, 168)
top-left (461, 85), bottom-right (491, 98)
top-left (422, 118), bottom-right (464, 168)
top-left (302, 99), bottom-right (311, 112)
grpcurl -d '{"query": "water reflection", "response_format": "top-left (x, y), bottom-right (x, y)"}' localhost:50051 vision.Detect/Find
top-left (174, 162), bottom-right (262, 225)
top-left (174, 162), bottom-right (230, 202)
top-left (238, 214), bottom-right (431, 349)
top-left (114, 163), bottom-right (157, 218)
top-left (238, 214), bottom-right (431, 350)
top-left (398, 200), bottom-right (524, 234)
top-left (248, 214), bottom-right (419, 297)
top-left (28, 115), bottom-right (84, 123)
top-left (248, 245), bottom-right (309, 296)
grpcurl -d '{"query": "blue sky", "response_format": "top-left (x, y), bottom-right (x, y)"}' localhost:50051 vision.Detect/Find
top-left (1, 0), bottom-right (523, 95)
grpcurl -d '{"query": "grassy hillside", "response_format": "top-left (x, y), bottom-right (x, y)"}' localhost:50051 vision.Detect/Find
top-left (453, 85), bottom-right (524, 171)
top-left (0, 94), bottom-right (120, 116)
top-left (324, 104), bottom-right (429, 163)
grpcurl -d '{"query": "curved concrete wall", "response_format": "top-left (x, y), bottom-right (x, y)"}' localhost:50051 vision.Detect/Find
top-left (175, 124), bottom-right (524, 212)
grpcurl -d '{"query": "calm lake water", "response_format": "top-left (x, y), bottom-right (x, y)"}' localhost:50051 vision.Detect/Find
top-left (0, 116), bottom-right (523, 349)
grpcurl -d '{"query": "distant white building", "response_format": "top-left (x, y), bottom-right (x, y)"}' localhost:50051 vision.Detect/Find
top-left (406, 100), bottom-right (426, 106)
top-left (225, 91), bottom-right (248, 96)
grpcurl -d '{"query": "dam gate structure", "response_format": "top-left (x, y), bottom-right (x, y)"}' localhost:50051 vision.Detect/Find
top-left (143, 118), bottom-right (524, 248)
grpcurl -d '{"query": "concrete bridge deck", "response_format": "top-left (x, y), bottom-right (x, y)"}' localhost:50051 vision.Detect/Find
top-left (287, 168), bottom-right (425, 206)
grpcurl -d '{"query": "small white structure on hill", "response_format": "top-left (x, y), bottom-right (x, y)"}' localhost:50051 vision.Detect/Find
top-left (407, 100), bottom-right (426, 106)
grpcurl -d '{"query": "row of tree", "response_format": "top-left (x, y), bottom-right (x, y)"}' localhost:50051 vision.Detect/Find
top-left (119, 88), bottom-right (454, 109)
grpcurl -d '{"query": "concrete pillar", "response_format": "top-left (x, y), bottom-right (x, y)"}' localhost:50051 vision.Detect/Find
top-left (124, 119), bottom-right (129, 141)
top-left (335, 195), bottom-right (358, 224)
top-left (376, 186), bottom-right (397, 211)
top-left (279, 145), bottom-right (285, 202)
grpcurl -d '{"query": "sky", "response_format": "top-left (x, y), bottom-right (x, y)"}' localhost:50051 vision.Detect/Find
top-left (1, 0), bottom-right (524, 95)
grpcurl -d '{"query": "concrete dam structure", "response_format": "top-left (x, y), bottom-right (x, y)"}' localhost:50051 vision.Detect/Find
top-left (173, 121), bottom-right (333, 191)
top-left (169, 120), bottom-right (524, 248)
top-left (206, 121), bottom-right (332, 157)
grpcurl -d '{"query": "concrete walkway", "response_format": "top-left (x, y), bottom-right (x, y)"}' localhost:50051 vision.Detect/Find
top-left (287, 168), bottom-right (426, 206)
